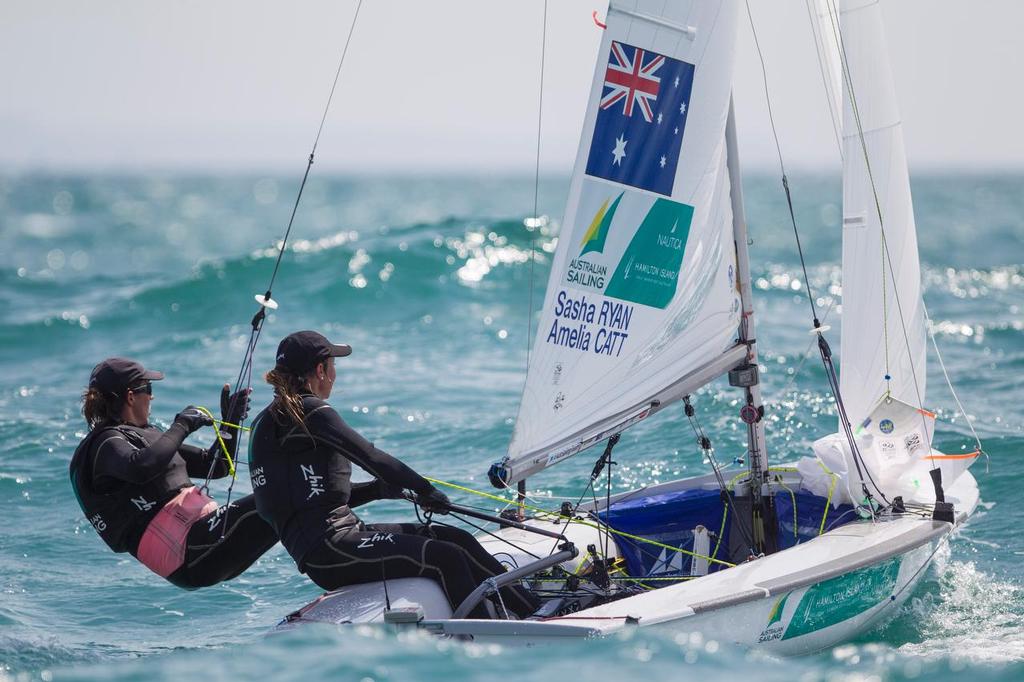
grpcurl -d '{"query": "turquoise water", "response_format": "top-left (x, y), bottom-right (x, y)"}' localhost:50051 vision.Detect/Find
top-left (1, 172), bottom-right (1021, 680)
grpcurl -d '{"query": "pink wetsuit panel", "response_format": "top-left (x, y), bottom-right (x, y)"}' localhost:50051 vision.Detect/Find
top-left (136, 486), bottom-right (217, 578)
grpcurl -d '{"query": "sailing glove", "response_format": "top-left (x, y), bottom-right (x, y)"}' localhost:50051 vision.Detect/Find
top-left (174, 406), bottom-right (214, 434)
top-left (220, 385), bottom-right (251, 427)
top-left (416, 487), bottom-right (451, 515)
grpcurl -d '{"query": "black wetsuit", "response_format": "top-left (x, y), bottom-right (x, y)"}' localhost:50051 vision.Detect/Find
top-left (70, 421), bottom-right (278, 589)
top-left (248, 395), bottom-right (537, 618)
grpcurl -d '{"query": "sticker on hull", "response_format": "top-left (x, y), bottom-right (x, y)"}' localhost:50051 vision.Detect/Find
top-left (781, 557), bottom-right (902, 640)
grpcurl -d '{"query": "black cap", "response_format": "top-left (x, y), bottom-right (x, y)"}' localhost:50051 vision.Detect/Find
top-left (89, 358), bottom-right (165, 396)
top-left (275, 330), bottom-right (352, 375)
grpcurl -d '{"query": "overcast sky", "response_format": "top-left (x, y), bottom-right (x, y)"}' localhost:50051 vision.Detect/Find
top-left (2, 0), bottom-right (1021, 173)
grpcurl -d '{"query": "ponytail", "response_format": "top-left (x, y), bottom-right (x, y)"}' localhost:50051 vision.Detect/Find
top-left (81, 387), bottom-right (121, 429)
top-left (265, 367), bottom-right (310, 431)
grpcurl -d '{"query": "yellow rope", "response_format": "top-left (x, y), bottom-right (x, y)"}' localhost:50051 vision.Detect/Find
top-left (611, 575), bottom-right (698, 582)
top-left (816, 460), bottom-right (838, 536)
top-left (195, 406), bottom-right (241, 477)
top-left (216, 419), bottom-right (250, 431)
top-left (425, 477), bottom-right (736, 569)
top-left (710, 500), bottom-right (728, 562)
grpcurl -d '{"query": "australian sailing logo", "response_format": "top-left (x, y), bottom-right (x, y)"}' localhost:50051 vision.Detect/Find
top-left (566, 193), bottom-right (622, 290)
top-left (758, 593), bottom-right (791, 643)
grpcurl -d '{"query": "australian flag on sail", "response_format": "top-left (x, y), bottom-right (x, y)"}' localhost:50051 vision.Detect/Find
top-left (584, 41), bottom-right (695, 196)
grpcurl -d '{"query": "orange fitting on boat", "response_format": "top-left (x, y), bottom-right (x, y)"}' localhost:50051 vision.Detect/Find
top-left (925, 450), bottom-right (981, 460)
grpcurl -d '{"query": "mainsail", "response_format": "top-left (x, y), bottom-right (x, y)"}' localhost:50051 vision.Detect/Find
top-left (494, 1), bottom-right (744, 486)
top-left (837, 0), bottom-right (928, 427)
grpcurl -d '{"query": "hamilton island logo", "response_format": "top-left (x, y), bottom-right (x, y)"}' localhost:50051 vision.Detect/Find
top-left (879, 419), bottom-right (895, 434)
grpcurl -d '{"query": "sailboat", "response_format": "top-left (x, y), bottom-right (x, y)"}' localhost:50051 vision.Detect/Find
top-left (276, 0), bottom-right (981, 653)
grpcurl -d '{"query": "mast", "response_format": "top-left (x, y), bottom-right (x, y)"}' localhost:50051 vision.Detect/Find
top-left (725, 97), bottom-right (771, 553)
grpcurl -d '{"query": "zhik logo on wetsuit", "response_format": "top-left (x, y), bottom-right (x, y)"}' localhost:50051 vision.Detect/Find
top-left (300, 464), bottom-right (325, 500)
top-left (357, 533), bottom-right (396, 549)
top-left (131, 496), bottom-right (155, 511)
top-left (207, 505), bottom-right (228, 532)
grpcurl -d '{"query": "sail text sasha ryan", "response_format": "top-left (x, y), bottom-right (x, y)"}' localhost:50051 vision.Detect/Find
top-left (547, 289), bottom-right (633, 357)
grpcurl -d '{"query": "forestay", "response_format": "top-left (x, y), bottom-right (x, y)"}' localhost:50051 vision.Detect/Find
top-left (495, 0), bottom-right (744, 486)
top-left (837, 0), bottom-right (927, 427)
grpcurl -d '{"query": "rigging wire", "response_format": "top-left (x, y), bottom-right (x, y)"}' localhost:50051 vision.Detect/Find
top-left (427, 476), bottom-right (735, 568)
top-left (921, 301), bottom-right (985, 457)
top-left (203, 0), bottom-right (365, 533)
top-left (684, 397), bottom-right (756, 555)
top-left (525, 0), bottom-right (549, 370)
top-left (803, 0), bottom-right (844, 160)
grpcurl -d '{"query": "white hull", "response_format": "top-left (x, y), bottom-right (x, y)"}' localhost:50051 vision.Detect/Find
top-left (276, 470), bottom-right (978, 654)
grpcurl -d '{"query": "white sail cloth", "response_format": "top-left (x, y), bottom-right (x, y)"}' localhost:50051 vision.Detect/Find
top-left (802, 0), bottom-right (941, 504)
top-left (805, 0), bottom-right (844, 158)
top-left (838, 0), bottom-right (927, 427)
top-left (498, 0), bottom-right (743, 485)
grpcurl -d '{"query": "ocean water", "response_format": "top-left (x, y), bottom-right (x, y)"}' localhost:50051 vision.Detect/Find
top-left (1, 172), bottom-right (1021, 681)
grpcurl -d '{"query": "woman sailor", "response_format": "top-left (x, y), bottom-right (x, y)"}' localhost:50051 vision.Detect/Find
top-left (69, 358), bottom-right (278, 588)
top-left (248, 330), bottom-right (538, 619)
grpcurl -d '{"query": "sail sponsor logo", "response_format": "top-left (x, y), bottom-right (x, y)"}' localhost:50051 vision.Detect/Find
top-left (566, 192), bottom-right (621, 289)
top-left (546, 290), bottom-right (633, 357)
top-left (604, 198), bottom-right (692, 309)
top-left (566, 258), bottom-right (608, 289)
top-left (563, 183), bottom-right (693, 311)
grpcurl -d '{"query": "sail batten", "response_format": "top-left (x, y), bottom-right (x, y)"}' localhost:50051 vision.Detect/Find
top-left (495, 1), bottom-right (743, 485)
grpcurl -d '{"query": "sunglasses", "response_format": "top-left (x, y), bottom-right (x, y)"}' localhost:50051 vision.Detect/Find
top-left (129, 382), bottom-right (153, 396)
